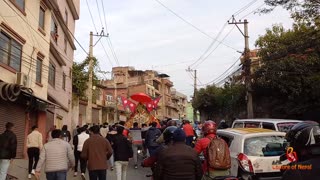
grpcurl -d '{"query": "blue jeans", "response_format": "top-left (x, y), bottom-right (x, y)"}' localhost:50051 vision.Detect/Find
top-left (46, 171), bottom-right (67, 180)
top-left (0, 159), bottom-right (10, 180)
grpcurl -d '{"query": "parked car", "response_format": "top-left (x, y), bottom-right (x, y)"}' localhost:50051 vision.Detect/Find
top-left (217, 128), bottom-right (287, 180)
top-left (231, 119), bottom-right (302, 132)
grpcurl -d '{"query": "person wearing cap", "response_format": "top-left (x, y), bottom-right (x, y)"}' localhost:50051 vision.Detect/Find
top-left (27, 125), bottom-right (43, 179)
top-left (155, 128), bottom-right (202, 180)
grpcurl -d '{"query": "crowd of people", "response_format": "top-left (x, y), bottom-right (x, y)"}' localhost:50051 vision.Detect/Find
top-left (0, 118), bottom-right (320, 180)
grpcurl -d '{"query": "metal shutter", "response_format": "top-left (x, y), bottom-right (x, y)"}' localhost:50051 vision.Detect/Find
top-left (0, 100), bottom-right (26, 159)
top-left (92, 108), bottom-right (99, 124)
top-left (46, 110), bottom-right (54, 132)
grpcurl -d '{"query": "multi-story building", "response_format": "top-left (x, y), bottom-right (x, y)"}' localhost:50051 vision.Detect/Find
top-left (171, 88), bottom-right (187, 119)
top-left (46, 0), bottom-right (80, 130)
top-left (0, 0), bottom-right (79, 158)
top-left (94, 67), bottom-right (187, 123)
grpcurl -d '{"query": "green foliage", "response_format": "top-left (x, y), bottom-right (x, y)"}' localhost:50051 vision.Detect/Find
top-left (193, 84), bottom-right (246, 120)
top-left (253, 23), bottom-right (320, 117)
top-left (72, 56), bottom-right (100, 98)
top-left (262, 0), bottom-right (320, 23)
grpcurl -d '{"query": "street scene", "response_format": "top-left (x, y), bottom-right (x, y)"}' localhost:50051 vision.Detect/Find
top-left (0, 0), bottom-right (320, 180)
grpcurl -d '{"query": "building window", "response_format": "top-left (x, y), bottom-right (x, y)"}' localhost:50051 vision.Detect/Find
top-left (106, 95), bottom-right (113, 102)
top-left (65, 9), bottom-right (68, 25)
top-left (10, 0), bottom-right (25, 12)
top-left (51, 16), bottom-right (58, 43)
top-left (64, 37), bottom-right (67, 53)
top-left (62, 73), bottom-right (66, 90)
top-left (0, 32), bottom-right (22, 72)
top-left (39, 6), bottom-right (45, 30)
top-left (36, 58), bottom-right (42, 84)
top-left (48, 63), bottom-right (55, 86)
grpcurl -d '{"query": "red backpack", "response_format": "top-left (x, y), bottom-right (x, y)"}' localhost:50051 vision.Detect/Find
top-left (206, 137), bottom-right (231, 170)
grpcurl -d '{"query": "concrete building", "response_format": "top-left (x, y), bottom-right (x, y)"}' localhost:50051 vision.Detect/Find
top-left (84, 67), bottom-right (188, 124)
top-left (0, 0), bottom-right (79, 158)
top-left (46, 0), bottom-right (80, 130)
top-left (171, 88), bottom-right (187, 119)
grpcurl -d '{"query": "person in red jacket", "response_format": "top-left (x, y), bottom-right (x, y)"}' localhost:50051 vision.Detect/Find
top-left (182, 120), bottom-right (195, 147)
top-left (194, 120), bottom-right (229, 179)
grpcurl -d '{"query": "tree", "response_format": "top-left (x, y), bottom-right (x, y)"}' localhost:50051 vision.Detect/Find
top-left (262, 0), bottom-right (320, 23)
top-left (192, 84), bottom-right (246, 121)
top-left (72, 56), bottom-right (99, 98)
top-left (253, 23), bottom-right (320, 118)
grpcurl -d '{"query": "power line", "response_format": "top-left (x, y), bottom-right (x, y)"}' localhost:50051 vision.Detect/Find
top-left (193, 26), bottom-right (236, 68)
top-left (233, 0), bottom-right (259, 16)
top-left (201, 56), bottom-right (241, 86)
top-left (240, 3), bottom-right (265, 19)
top-left (153, 0), bottom-right (239, 52)
top-left (85, 0), bottom-right (98, 33)
top-left (95, 0), bottom-right (104, 29)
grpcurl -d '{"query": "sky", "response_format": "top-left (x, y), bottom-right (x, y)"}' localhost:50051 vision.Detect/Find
top-left (74, 0), bottom-right (294, 99)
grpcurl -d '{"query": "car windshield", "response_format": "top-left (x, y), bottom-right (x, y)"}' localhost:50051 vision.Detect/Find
top-left (277, 122), bottom-right (299, 132)
top-left (244, 136), bottom-right (286, 157)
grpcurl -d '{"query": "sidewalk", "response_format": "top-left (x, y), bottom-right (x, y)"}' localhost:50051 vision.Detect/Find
top-left (8, 159), bottom-right (151, 180)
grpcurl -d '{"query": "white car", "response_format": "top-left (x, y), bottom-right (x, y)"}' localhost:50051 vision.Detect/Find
top-left (217, 128), bottom-right (287, 180)
top-left (231, 119), bottom-right (302, 132)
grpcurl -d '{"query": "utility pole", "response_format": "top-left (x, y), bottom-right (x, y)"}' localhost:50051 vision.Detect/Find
top-left (113, 72), bottom-right (118, 123)
top-left (86, 32), bottom-right (93, 124)
top-left (186, 67), bottom-right (198, 122)
top-left (228, 17), bottom-right (253, 118)
top-left (86, 30), bottom-right (109, 124)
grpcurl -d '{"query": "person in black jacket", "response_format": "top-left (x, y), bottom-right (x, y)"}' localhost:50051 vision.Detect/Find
top-left (0, 122), bottom-right (17, 180)
top-left (145, 122), bottom-right (161, 156)
top-left (155, 128), bottom-right (202, 180)
top-left (282, 121), bottom-right (320, 180)
top-left (112, 125), bottom-right (133, 180)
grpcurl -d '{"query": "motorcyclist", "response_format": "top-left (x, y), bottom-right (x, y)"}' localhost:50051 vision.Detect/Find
top-left (194, 120), bottom-right (230, 179)
top-left (156, 120), bottom-right (177, 144)
top-left (142, 126), bottom-right (177, 168)
top-left (282, 121), bottom-right (320, 180)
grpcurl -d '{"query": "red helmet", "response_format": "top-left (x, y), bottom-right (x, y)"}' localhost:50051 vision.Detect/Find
top-left (202, 120), bottom-right (217, 135)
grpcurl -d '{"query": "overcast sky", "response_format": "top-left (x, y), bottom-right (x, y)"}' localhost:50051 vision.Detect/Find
top-left (74, 0), bottom-right (294, 98)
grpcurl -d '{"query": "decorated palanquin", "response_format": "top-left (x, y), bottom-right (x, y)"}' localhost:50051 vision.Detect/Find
top-left (121, 93), bottom-right (161, 128)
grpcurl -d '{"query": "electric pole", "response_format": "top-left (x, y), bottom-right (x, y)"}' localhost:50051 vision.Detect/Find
top-left (86, 32), bottom-right (93, 124)
top-left (86, 30), bottom-right (109, 124)
top-left (186, 67), bottom-right (198, 122)
top-left (228, 17), bottom-right (254, 118)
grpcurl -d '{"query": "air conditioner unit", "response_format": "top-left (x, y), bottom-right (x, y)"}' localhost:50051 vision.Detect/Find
top-left (16, 72), bottom-right (29, 87)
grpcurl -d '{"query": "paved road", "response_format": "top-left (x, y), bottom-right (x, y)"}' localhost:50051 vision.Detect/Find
top-left (8, 159), bottom-right (152, 180)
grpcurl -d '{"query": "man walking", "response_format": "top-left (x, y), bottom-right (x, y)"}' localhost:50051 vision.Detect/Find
top-left (81, 125), bottom-right (113, 180)
top-left (129, 122), bottom-right (143, 169)
top-left (27, 125), bottom-right (43, 179)
top-left (0, 122), bottom-right (17, 180)
top-left (73, 127), bottom-right (90, 179)
top-left (112, 126), bottom-right (133, 180)
top-left (182, 120), bottom-right (195, 147)
top-left (35, 129), bottom-right (75, 180)
top-left (145, 122), bottom-right (161, 156)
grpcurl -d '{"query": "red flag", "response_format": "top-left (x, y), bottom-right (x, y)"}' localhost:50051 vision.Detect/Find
top-left (146, 102), bottom-right (153, 112)
top-left (152, 96), bottom-right (161, 109)
top-left (128, 100), bottom-right (137, 112)
top-left (121, 96), bottom-right (129, 107)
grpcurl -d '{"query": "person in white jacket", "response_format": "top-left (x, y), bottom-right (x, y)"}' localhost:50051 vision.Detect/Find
top-left (73, 127), bottom-right (90, 179)
top-left (27, 125), bottom-right (43, 179)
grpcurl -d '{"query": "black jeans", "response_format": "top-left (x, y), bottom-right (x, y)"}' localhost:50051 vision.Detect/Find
top-left (27, 147), bottom-right (40, 174)
top-left (186, 136), bottom-right (194, 147)
top-left (75, 151), bottom-right (87, 173)
top-left (89, 170), bottom-right (106, 180)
